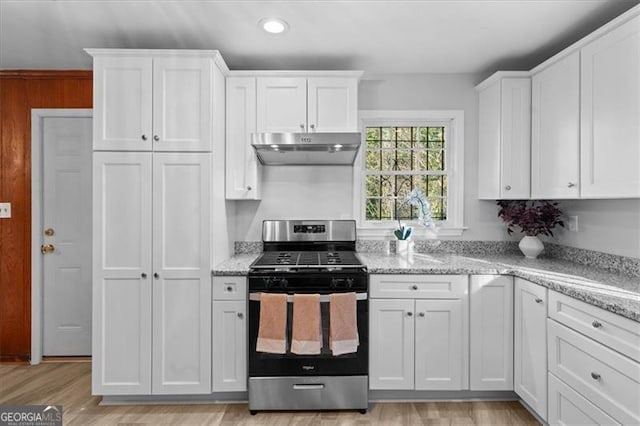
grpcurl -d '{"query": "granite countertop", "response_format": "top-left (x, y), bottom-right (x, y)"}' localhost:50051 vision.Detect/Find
top-left (213, 252), bottom-right (640, 322)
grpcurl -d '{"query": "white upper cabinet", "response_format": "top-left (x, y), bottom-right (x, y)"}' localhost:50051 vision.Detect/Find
top-left (531, 51), bottom-right (580, 199)
top-left (226, 77), bottom-right (260, 200)
top-left (477, 74), bottom-right (531, 199)
top-left (256, 74), bottom-right (360, 133)
top-left (256, 77), bottom-right (307, 133)
top-left (88, 49), bottom-right (223, 152)
top-left (152, 58), bottom-right (212, 152)
top-left (307, 77), bottom-right (359, 132)
top-left (92, 56), bottom-right (153, 151)
top-left (580, 14), bottom-right (640, 198)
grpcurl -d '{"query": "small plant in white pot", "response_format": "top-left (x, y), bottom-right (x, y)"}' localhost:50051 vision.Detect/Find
top-left (394, 189), bottom-right (436, 254)
top-left (497, 200), bottom-right (565, 258)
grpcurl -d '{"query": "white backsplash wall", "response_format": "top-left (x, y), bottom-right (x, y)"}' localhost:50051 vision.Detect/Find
top-left (554, 199), bottom-right (640, 259)
top-left (234, 166), bottom-right (355, 241)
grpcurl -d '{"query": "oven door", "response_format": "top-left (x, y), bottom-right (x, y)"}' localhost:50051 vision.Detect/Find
top-left (248, 290), bottom-right (368, 377)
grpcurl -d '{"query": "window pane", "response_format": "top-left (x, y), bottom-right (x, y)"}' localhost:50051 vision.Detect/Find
top-left (381, 127), bottom-right (394, 141)
top-left (367, 127), bottom-right (380, 141)
top-left (395, 149), bottom-right (412, 170)
top-left (381, 150), bottom-right (396, 170)
top-left (380, 175), bottom-right (395, 198)
top-left (380, 197), bottom-right (394, 220)
top-left (427, 150), bottom-right (444, 170)
top-left (366, 175), bottom-right (380, 197)
top-left (365, 198), bottom-right (381, 220)
top-left (366, 149), bottom-right (381, 170)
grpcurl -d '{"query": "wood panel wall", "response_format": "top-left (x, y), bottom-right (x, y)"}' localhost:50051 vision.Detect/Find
top-left (0, 71), bottom-right (92, 360)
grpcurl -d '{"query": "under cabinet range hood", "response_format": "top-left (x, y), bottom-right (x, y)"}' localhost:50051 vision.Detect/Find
top-left (251, 132), bottom-right (361, 165)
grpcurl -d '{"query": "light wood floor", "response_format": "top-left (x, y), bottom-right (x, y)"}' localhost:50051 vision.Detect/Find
top-left (0, 362), bottom-right (539, 425)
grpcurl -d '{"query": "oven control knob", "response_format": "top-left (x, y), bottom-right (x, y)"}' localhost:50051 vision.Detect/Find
top-left (331, 278), bottom-right (339, 289)
top-left (346, 278), bottom-right (354, 288)
top-left (263, 277), bottom-right (273, 289)
top-left (279, 278), bottom-right (288, 288)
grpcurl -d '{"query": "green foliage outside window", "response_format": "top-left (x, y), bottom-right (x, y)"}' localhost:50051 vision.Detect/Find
top-left (365, 126), bottom-right (447, 221)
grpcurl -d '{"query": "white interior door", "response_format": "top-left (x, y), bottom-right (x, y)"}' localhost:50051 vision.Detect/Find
top-left (42, 116), bottom-right (93, 356)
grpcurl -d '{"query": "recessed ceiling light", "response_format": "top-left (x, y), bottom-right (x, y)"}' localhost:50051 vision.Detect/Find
top-left (259, 18), bottom-right (289, 34)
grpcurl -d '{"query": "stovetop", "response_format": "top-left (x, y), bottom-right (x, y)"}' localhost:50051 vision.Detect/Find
top-left (251, 251), bottom-right (364, 270)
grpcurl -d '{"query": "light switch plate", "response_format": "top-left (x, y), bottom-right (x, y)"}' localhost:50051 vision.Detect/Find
top-left (0, 202), bottom-right (11, 218)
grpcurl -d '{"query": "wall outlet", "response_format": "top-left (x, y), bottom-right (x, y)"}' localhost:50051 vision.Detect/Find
top-left (568, 215), bottom-right (578, 232)
top-left (0, 202), bottom-right (11, 219)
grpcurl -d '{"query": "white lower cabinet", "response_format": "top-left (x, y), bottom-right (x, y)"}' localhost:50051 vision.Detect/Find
top-left (93, 152), bottom-right (212, 395)
top-left (470, 275), bottom-right (513, 391)
top-left (513, 278), bottom-right (548, 421)
top-left (212, 276), bottom-right (248, 392)
top-left (369, 275), bottom-right (468, 391)
top-left (548, 373), bottom-right (619, 425)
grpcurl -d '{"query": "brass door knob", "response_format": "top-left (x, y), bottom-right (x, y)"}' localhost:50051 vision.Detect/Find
top-left (41, 244), bottom-right (55, 254)
top-left (44, 228), bottom-right (55, 236)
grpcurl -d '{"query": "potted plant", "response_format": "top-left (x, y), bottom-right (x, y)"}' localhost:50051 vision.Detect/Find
top-left (497, 200), bottom-right (565, 258)
top-left (395, 188), bottom-right (436, 254)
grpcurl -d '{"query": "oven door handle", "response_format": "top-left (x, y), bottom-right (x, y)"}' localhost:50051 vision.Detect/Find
top-left (248, 292), bottom-right (368, 302)
top-left (293, 384), bottom-right (325, 390)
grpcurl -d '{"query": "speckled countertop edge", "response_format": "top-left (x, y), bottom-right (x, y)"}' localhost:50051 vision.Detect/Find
top-left (213, 253), bottom-right (640, 322)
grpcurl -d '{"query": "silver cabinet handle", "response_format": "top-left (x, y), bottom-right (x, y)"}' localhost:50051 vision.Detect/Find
top-left (412, 285), bottom-right (418, 290)
top-left (568, 182), bottom-right (576, 188)
top-left (407, 311), bottom-right (413, 317)
top-left (237, 312), bottom-right (244, 319)
top-left (418, 312), bottom-right (425, 317)
top-left (247, 186), bottom-right (252, 191)
top-left (535, 298), bottom-right (543, 304)
top-left (141, 134), bottom-right (148, 141)
top-left (226, 286), bottom-right (233, 292)
top-left (310, 124), bottom-right (315, 131)
top-left (591, 372), bottom-right (601, 381)
top-left (141, 273), bottom-right (147, 279)
top-left (505, 185), bottom-right (511, 190)
top-left (592, 320), bottom-right (602, 328)
top-left (153, 135), bottom-right (160, 142)
top-left (153, 273), bottom-right (159, 279)
top-left (300, 124), bottom-right (305, 131)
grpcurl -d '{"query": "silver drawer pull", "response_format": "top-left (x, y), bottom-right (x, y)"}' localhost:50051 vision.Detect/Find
top-left (592, 320), bottom-right (602, 328)
top-left (535, 298), bottom-right (543, 304)
top-left (226, 286), bottom-right (234, 292)
top-left (411, 285), bottom-right (418, 290)
top-left (591, 372), bottom-right (601, 381)
top-left (407, 311), bottom-right (413, 317)
top-left (293, 384), bottom-right (324, 390)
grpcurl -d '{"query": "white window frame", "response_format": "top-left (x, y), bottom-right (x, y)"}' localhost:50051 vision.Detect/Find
top-left (354, 110), bottom-right (466, 238)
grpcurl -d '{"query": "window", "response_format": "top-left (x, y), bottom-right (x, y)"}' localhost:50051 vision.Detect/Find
top-left (355, 110), bottom-right (465, 237)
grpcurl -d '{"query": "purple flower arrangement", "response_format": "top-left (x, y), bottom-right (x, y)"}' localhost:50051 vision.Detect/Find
top-left (497, 200), bottom-right (565, 237)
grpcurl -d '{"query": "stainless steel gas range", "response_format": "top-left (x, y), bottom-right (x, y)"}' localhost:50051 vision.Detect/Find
top-left (247, 220), bottom-right (368, 414)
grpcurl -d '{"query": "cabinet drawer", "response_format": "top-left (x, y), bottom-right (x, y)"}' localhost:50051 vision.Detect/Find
top-left (212, 276), bottom-right (247, 300)
top-left (548, 320), bottom-right (640, 425)
top-left (548, 373), bottom-right (620, 425)
top-left (370, 275), bottom-right (467, 299)
top-left (548, 291), bottom-right (640, 361)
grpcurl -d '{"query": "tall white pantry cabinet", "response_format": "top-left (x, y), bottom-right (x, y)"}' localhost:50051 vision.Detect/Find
top-left (88, 49), bottom-right (226, 395)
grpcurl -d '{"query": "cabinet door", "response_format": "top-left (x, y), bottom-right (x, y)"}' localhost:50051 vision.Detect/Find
top-left (477, 81), bottom-right (501, 199)
top-left (307, 77), bottom-right (358, 132)
top-left (514, 278), bottom-right (548, 421)
top-left (256, 77), bottom-right (307, 132)
top-left (581, 15), bottom-right (640, 198)
top-left (151, 153), bottom-right (212, 394)
top-left (415, 299), bottom-right (466, 390)
top-left (93, 56), bottom-right (152, 151)
top-left (369, 299), bottom-right (414, 390)
top-left (470, 275), bottom-right (514, 390)
top-left (226, 77), bottom-right (260, 199)
top-left (92, 152), bottom-right (152, 395)
top-left (548, 373), bottom-right (620, 426)
top-left (499, 78), bottom-right (531, 199)
top-left (152, 57), bottom-right (212, 152)
top-left (212, 300), bottom-right (247, 392)
top-left (531, 51), bottom-right (580, 199)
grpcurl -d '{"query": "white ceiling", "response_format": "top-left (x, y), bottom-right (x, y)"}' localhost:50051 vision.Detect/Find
top-left (1, 0), bottom-right (638, 77)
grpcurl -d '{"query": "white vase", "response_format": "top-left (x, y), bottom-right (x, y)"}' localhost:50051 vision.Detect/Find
top-left (519, 235), bottom-right (544, 259)
top-left (396, 240), bottom-right (412, 255)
